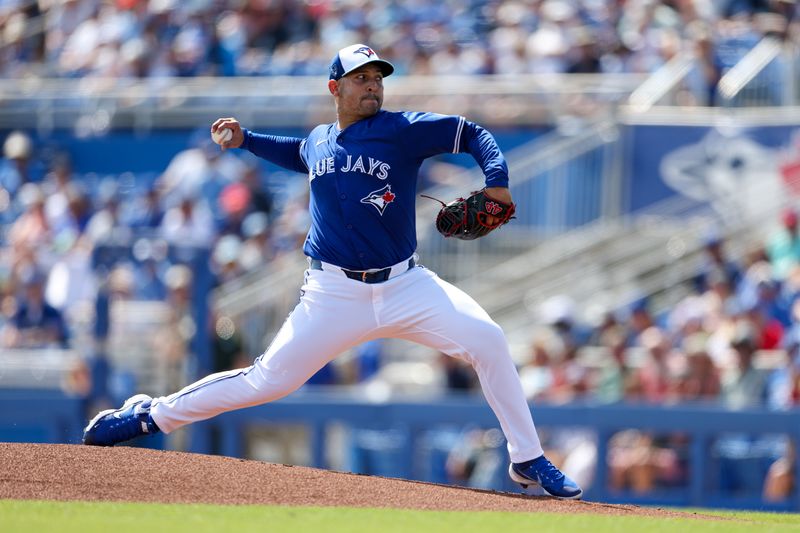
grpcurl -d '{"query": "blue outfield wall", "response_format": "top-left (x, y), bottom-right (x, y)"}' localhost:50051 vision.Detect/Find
top-left (3, 388), bottom-right (799, 511)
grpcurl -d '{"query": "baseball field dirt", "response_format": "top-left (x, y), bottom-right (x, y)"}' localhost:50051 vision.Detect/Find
top-left (0, 442), bottom-right (716, 519)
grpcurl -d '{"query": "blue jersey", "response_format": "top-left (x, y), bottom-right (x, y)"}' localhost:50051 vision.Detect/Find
top-left (241, 110), bottom-right (509, 270)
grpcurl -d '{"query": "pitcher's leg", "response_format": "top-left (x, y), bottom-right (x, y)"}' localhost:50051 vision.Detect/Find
top-left (385, 269), bottom-right (543, 463)
top-left (151, 269), bottom-right (375, 433)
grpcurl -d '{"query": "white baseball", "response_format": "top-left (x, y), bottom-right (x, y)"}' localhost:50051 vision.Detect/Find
top-left (212, 128), bottom-right (233, 145)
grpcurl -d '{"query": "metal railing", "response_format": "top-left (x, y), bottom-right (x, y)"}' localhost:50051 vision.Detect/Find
top-left (717, 36), bottom-right (792, 107)
top-left (0, 73), bottom-right (643, 131)
top-left (627, 50), bottom-right (698, 112)
top-left (627, 36), bottom-right (799, 110)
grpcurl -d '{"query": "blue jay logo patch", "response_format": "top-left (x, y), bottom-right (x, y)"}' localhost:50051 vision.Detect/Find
top-left (361, 184), bottom-right (396, 215)
top-left (354, 46), bottom-right (375, 58)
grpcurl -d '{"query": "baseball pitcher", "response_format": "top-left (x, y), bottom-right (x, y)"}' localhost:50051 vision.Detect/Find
top-left (83, 44), bottom-right (582, 499)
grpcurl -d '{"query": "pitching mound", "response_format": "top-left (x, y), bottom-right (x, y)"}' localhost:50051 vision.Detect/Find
top-left (1, 443), bottom-right (712, 519)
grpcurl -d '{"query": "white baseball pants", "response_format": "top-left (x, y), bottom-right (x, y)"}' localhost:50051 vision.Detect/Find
top-left (150, 263), bottom-right (544, 463)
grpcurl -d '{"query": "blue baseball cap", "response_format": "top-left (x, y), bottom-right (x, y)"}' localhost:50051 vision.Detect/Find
top-left (329, 44), bottom-right (395, 81)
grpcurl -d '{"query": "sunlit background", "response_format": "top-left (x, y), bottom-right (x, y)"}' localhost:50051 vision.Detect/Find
top-left (1, 0), bottom-right (800, 511)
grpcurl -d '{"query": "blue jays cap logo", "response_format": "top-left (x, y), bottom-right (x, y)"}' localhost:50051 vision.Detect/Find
top-left (354, 46), bottom-right (375, 58)
top-left (360, 184), bottom-right (396, 215)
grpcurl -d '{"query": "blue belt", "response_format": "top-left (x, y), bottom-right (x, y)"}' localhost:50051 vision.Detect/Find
top-left (309, 258), bottom-right (415, 284)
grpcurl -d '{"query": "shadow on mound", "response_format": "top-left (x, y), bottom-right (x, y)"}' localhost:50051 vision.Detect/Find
top-left (0, 443), bottom-right (715, 519)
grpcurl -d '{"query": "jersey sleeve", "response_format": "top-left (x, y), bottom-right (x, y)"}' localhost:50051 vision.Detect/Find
top-left (460, 121), bottom-right (509, 188)
top-left (400, 112), bottom-right (467, 158)
top-left (400, 112), bottom-right (509, 188)
top-left (240, 128), bottom-right (308, 173)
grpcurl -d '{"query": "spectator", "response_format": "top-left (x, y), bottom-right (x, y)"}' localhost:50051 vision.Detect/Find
top-left (667, 290), bottom-right (708, 352)
top-left (533, 296), bottom-right (592, 401)
top-left (217, 181), bottom-right (251, 236)
top-left (153, 264), bottom-right (195, 392)
top-left (703, 268), bottom-right (740, 331)
top-left (0, 131), bottom-right (41, 199)
top-left (607, 429), bottom-right (688, 494)
top-left (238, 212), bottom-right (272, 272)
top-left (157, 132), bottom-right (246, 221)
top-left (41, 153), bottom-right (76, 228)
top-left (745, 282), bottom-right (789, 347)
top-left (133, 257), bottom-right (168, 301)
top-left (210, 234), bottom-right (244, 285)
top-left (5, 268), bottom-right (68, 349)
top-left (675, 336), bottom-right (722, 402)
top-left (84, 180), bottom-right (131, 245)
top-left (721, 323), bottom-right (772, 409)
top-left (126, 185), bottom-right (164, 230)
top-left (566, 29), bottom-right (602, 74)
top-left (240, 164), bottom-right (274, 220)
top-left (159, 195), bottom-right (215, 248)
top-left (64, 183), bottom-right (93, 235)
top-left (44, 232), bottom-right (97, 326)
top-left (767, 303), bottom-right (800, 410)
top-left (549, 346), bottom-right (592, 402)
top-left (763, 440), bottom-right (795, 502)
top-left (1, 0), bottom-right (786, 81)
top-left (7, 183), bottom-right (53, 271)
top-left (767, 207), bottom-right (800, 280)
top-left (587, 306), bottom-right (625, 347)
top-left (589, 328), bottom-right (629, 404)
top-left (686, 21), bottom-right (724, 106)
top-left (538, 295), bottom-right (591, 357)
top-left (631, 326), bottom-right (681, 404)
top-left (697, 233), bottom-right (742, 293)
top-left (519, 339), bottom-right (555, 401)
top-left (622, 297), bottom-right (657, 347)
top-left (92, 263), bottom-right (136, 344)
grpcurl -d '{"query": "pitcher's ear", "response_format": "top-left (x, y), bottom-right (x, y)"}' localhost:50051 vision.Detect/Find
top-left (328, 80), bottom-right (339, 96)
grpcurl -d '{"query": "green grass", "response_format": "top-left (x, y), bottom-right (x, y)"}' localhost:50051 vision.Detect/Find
top-left (1, 500), bottom-right (798, 533)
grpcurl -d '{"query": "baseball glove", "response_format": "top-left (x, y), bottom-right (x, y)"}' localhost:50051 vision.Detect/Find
top-left (423, 188), bottom-right (516, 240)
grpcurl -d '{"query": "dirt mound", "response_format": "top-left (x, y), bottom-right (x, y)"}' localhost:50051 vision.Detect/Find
top-left (0, 443), bottom-right (711, 518)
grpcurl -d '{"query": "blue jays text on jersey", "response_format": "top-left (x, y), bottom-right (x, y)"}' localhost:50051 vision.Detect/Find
top-left (239, 110), bottom-right (509, 271)
top-left (309, 154), bottom-right (391, 181)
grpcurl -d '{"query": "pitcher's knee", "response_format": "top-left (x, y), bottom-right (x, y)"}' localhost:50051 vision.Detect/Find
top-left (247, 366), bottom-right (309, 404)
top-left (462, 320), bottom-right (510, 362)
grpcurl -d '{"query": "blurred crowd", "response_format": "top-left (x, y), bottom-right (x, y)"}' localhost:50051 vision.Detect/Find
top-left (0, 127), bottom-right (314, 398)
top-left (516, 223), bottom-right (800, 411)
top-left (426, 208), bottom-right (800, 416)
top-left (0, 0), bottom-right (798, 83)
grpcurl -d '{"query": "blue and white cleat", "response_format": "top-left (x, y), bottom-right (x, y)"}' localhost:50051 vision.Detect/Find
top-left (509, 455), bottom-right (583, 499)
top-left (82, 394), bottom-right (160, 446)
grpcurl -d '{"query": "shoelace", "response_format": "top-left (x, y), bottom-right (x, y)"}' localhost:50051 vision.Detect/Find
top-left (530, 459), bottom-right (565, 484)
top-left (107, 404), bottom-right (152, 440)
top-left (111, 414), bottom-right (147, 439)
